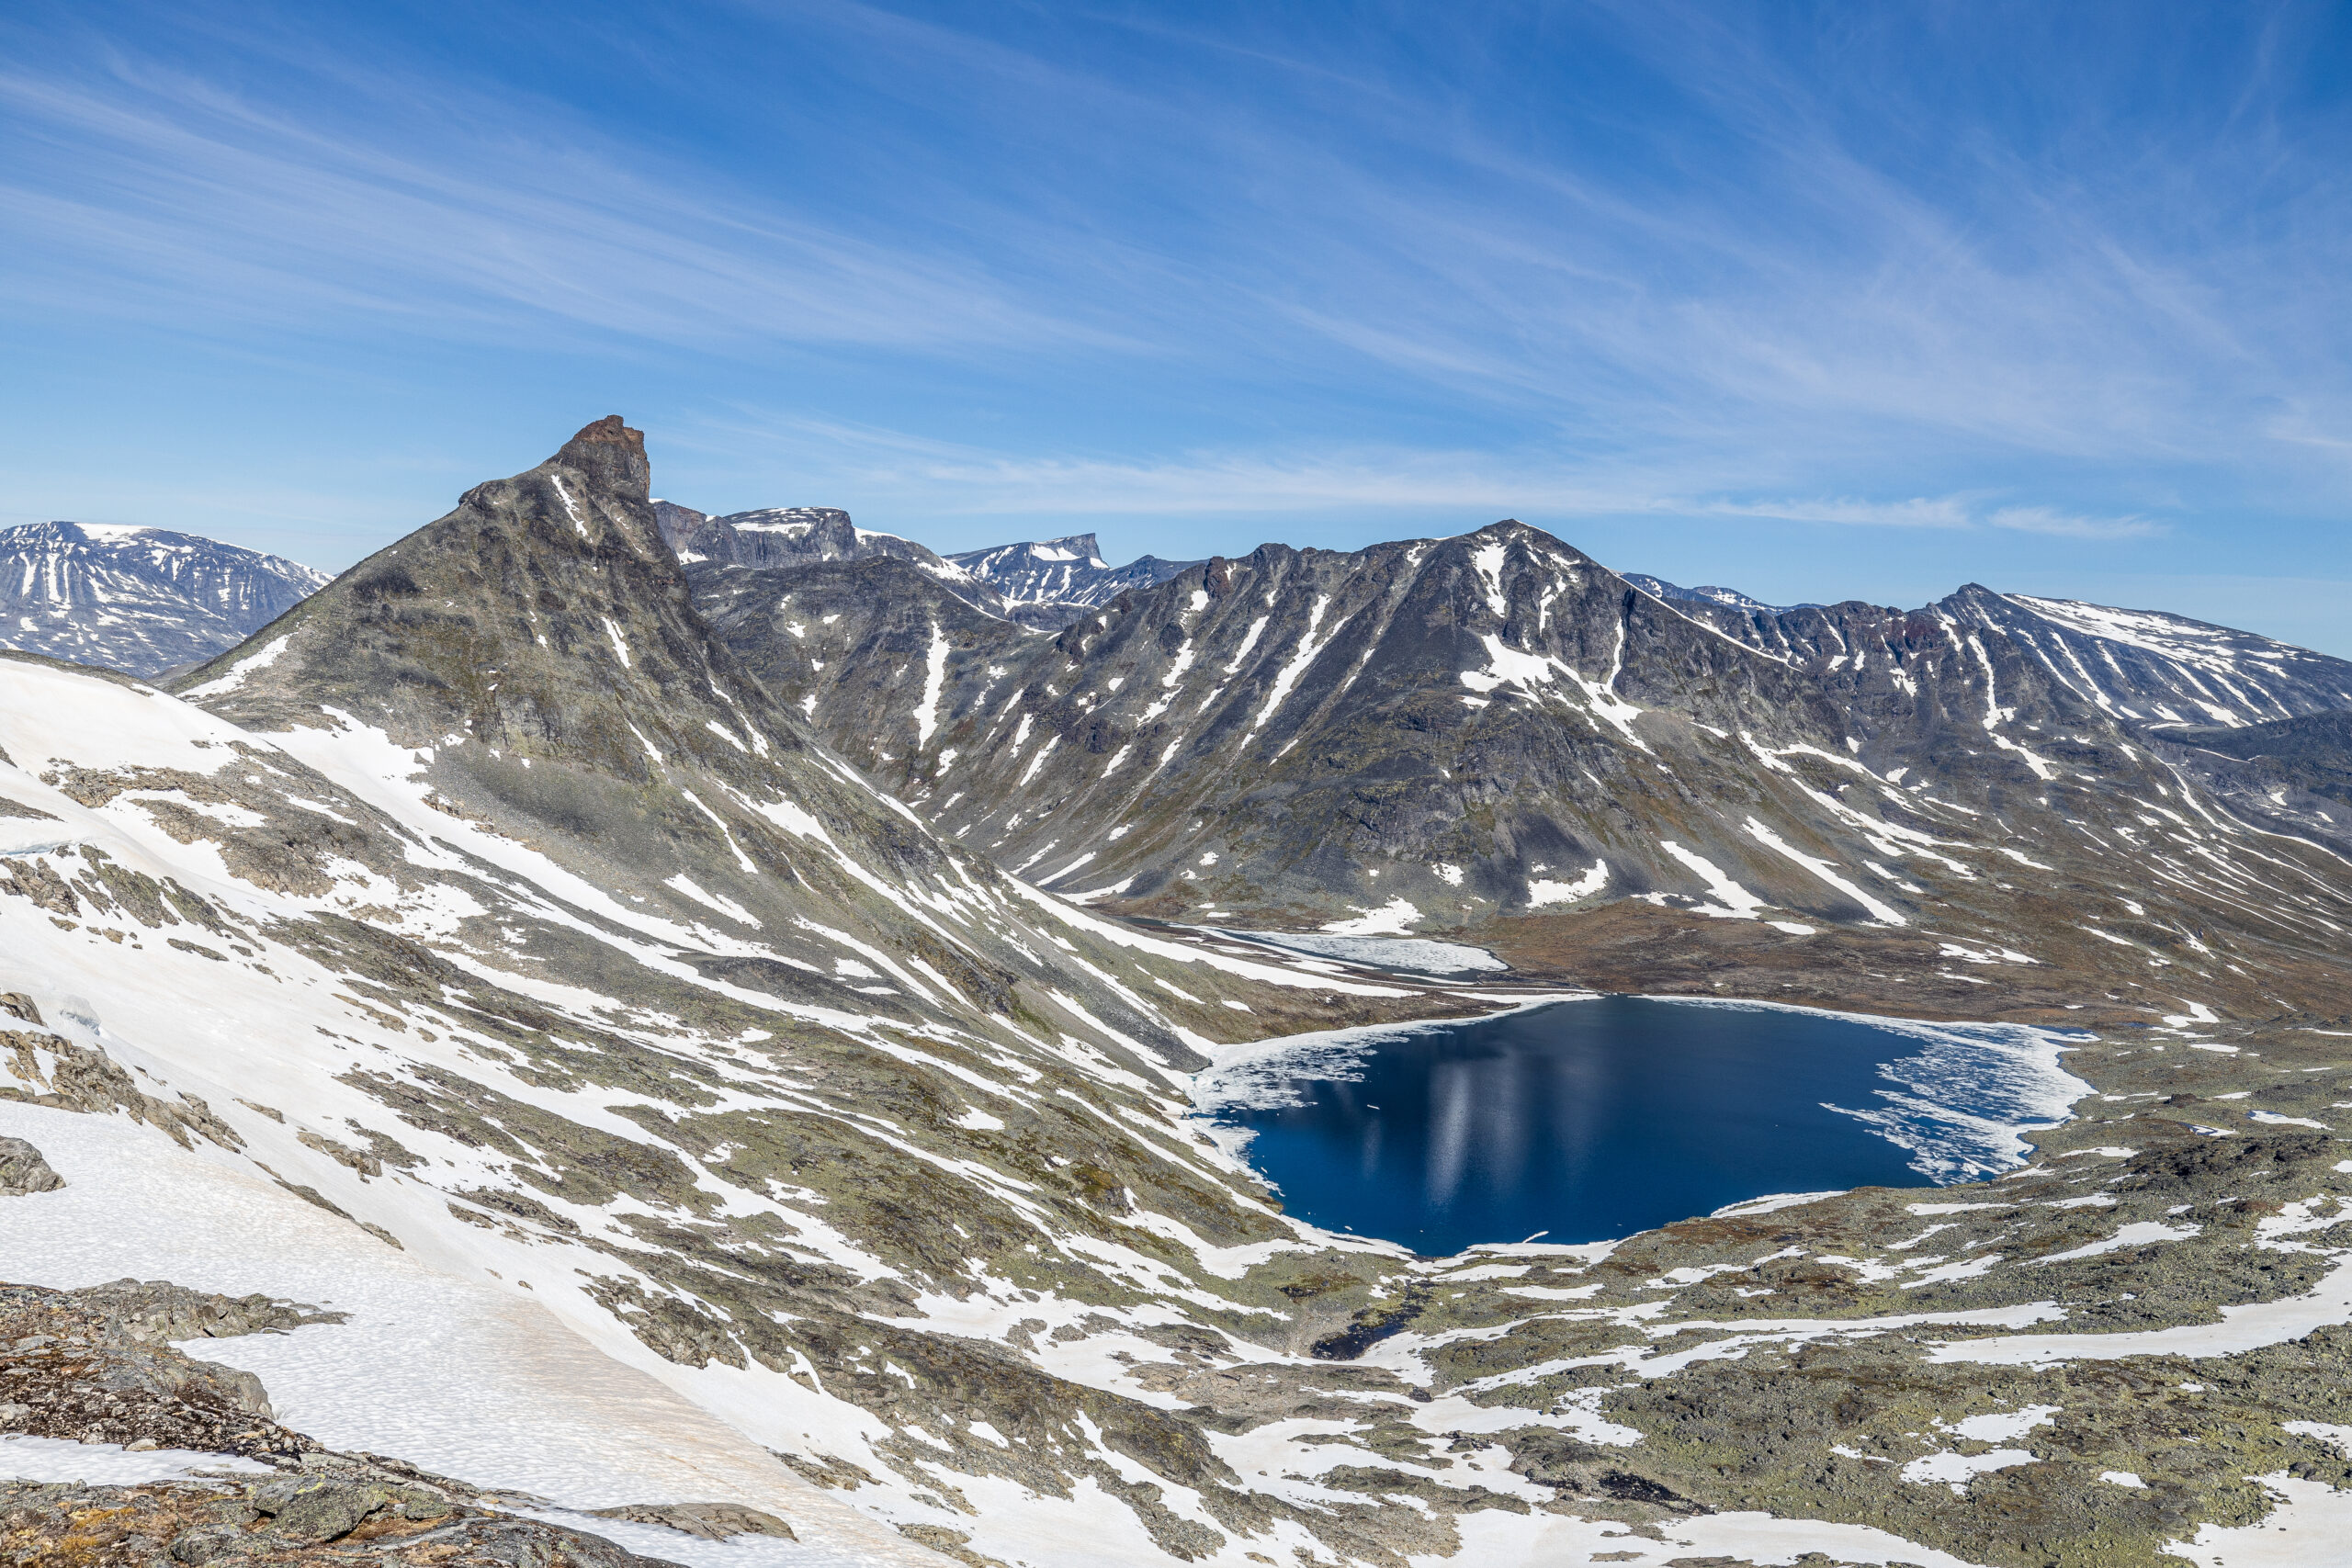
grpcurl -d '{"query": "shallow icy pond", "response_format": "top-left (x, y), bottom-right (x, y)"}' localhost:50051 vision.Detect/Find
top-left (1197, 996), bottom-right (2091, 1257)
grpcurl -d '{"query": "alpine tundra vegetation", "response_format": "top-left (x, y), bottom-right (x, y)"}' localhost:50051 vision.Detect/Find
top-left (5, 418), bottom-right (2352, 1568)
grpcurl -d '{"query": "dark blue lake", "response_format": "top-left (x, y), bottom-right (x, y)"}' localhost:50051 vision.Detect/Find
top-left (1197, 997), bottom-right (2086, 1257)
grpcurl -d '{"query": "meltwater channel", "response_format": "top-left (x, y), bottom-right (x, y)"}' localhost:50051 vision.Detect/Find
top-left (1194, 996), bottom-right (2092, 1258)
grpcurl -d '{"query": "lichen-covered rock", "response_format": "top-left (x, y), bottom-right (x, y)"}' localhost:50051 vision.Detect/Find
top-left (588, 1501), bottom-right (793, 1540)
top-left (0, 1134), bottom-right (62, 1195)
top-left (0, 1477), bottom-right (684, 1566)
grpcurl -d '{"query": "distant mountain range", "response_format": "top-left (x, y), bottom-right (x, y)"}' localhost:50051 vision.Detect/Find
top-left (946, 534), bottom-right (1204, 621)
top-left (1618, 571), bottom-right (1815, 614)
top-left (0, 502), bottom-right (1854, 672)
top-left (0, 520), bottom-right (329, 677)
top-left (654, 501), bottom-right (1197, 629)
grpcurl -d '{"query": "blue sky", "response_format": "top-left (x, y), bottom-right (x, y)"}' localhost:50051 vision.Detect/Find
top-left (4, 2), bottom-right (2349, 653)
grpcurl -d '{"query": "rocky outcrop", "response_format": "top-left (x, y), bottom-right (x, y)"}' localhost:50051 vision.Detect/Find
top-left (0, 1280), bottom-right (336, 1450)
top-left (1, 1030), bottom-right (242, 1152)
top-left (587, 1502), bottom-right (792, 1540)
top-left (0, 1279), bottom-right (687, 1565)
top-left (0, 1477), bottom-right (684, 1566)
top-left (0, 1135), bottom-right (62, 1195)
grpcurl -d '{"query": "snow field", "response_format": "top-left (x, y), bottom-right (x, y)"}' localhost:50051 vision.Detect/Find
top-left (0, 1103), bottom-right (943, 1566)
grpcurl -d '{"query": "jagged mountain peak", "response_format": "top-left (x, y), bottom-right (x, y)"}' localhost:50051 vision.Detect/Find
top-left (162, 417), bottom-right (1390, 1043)
top-left (548, 412), bottom-right (651, 497)
top-left (175, 414), bottom-right (751, 777)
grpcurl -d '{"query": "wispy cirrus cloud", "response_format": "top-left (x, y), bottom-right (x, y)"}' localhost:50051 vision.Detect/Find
top-left (1696, 496), bottom-right (1977, 529)
top-left (1697, 497), bottom-right (2160, 539)
top-left (0, 0), bottom-right (2338, 641)
top-left (1984, 506), bottom-right (2163, 541)
top-left (0, 56), bottom-right (1117, 358)
top-left (675, 412), bottom-right (2171, 547)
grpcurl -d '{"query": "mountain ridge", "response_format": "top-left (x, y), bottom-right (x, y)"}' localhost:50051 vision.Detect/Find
top-left (705, 518), bottom-right (2352, 1029)
top-left (7, 420), bottom-right (2352, 1567)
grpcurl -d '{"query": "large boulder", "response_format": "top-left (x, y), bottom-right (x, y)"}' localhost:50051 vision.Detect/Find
top-left (0, 1134), bottom-right (62, 1195)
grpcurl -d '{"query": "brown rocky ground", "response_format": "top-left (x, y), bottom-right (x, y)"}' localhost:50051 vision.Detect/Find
top-left (1476, 898), bottom-right (2352, 1030)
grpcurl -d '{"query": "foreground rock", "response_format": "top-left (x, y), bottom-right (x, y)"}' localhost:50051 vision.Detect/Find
top-left (0, 1135), bottom-right (62, 1195)
top-left (0, 1279), bottom-right (698, 1566)
top-left (0, 1479), bottom-right (684, 1567)
top-left (2, 1279), bottom-right (341, 1461)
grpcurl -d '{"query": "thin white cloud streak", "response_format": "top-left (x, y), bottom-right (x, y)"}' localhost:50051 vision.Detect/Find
top-left (681, 413), bottom-right (2166, 542)
top-left (0, 62), bottom-right (1114, 357)
top-left (1984, 506), bottom-right (2162, 541)
top-left (1698, 497), bottom-right (1977, 530)
top-left (1, 2), bottom-right (2346, 539)
top-left (1702, 498), bottom-right (2158, 539)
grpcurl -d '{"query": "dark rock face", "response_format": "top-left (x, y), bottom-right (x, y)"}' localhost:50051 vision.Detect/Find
top-left (0, 522), bottom-right (328, 679)
top-left (2165, 709), bottom-right (2352, 807)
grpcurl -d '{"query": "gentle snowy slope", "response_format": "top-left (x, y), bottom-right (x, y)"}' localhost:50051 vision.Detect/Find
top-left (0, 1101), bottom-right (939, 1566)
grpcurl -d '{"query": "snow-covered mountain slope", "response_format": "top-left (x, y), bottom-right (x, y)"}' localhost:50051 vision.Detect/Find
top-left (704, 523), bottom-right (2352, 1028)
top-left (947, 535), bottom-right (1201, 627)
top-left (10, 427), bottom-right (2352, 1567)
top-left (6, 420), bottom-right (1605, 1565)
top-left (1618, 572), bottom-right (1810, 614)
top-left (1659, 583), bottom-right (2352, 729)
top-left (0, 520), bottom-right (329, 678)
